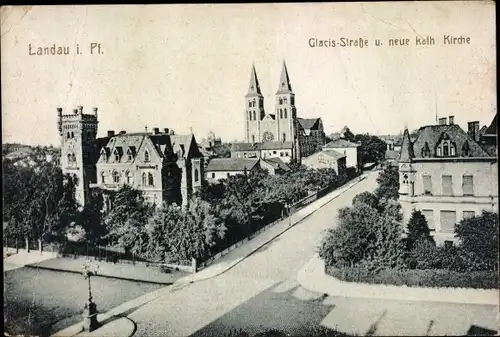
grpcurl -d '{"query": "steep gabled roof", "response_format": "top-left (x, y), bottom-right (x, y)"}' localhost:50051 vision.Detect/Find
top-left (484, 113), bottom-right (497, 136)
top-left (399, 128), bottom-right (414, 162)
top-left (411, 124), bottom-right (490, 158)
top-left (262, 157), bottom-right (291, 171)
top-left (206, 158), bottom-right (259, 172)
top-left (297, 118), bottom-right (320, 130)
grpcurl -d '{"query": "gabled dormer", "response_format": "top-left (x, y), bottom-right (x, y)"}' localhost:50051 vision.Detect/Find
top-left (435, 133), bottom-right (456, 157)
top-left (421, 141), bottom-right (431, 158)
top-left (113, 147), bottom-right (123, 163)
top-left (100, 147), bottom-right (111, 162)
top-left (126, 146), bottom-right (136, 162)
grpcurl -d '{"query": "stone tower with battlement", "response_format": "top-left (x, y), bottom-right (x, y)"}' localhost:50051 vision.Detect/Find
top-left (57, 105), bottom-right (99, 207)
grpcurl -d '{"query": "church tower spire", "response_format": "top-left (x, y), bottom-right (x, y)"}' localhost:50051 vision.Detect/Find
top-left (246, 63), bottom-right (263, 97)
top-left (276, 60), bottom-right (293, 94)
top-left (244, 63), bottom-right (265, 143)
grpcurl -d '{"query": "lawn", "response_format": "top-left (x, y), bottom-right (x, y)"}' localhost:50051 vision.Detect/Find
top-left (4, 267), bottom-right (165, 336)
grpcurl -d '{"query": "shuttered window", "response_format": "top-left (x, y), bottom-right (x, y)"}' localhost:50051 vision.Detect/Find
top-left (422, 209), bottom-right (435, 230)
top-left (422, 175), bottom-right (432, 195)
top-left (442, 175), bottom-right (453, 196)
top-left (462, 175), bottom-right (474, 196)
top-left (440, 210), bottom-right (456, 233)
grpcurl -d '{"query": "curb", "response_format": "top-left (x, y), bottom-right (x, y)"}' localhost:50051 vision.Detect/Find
top-left (50, 173), bottom-right (370, 337)
top-left (175, 173), bottom-right (368, 285)
top-left (51, 314), bottom-right (136, 337)
top-left (297, 254), bottom-right (499, 306)
top-left (24, 264), bottom-right (174, 285)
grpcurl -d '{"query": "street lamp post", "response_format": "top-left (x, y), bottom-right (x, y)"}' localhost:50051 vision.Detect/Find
top-left (82, 260), bottom-right (100, 332)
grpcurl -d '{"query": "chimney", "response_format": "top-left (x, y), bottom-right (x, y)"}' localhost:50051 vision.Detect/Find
top-left (468, 121), bottom-right (480, 142)
top-left (448, 116), bottom-right (454, 125)
top-left (153, 127), bottom-right (160, 134)
top-left (73, 108), bottom-right (78, 114)
top-left (92, 107), bottom-right (98, 115)
top-left (119, 130), bottom-right (126, 135)
top-left (77, 106), bottom-right (83, 114)
top-left (438, 117), bottom-right (447, 125)
top-left (107, 130), bottom-right (115, 137)
top-left (164, 128), bottom-right (169, 134)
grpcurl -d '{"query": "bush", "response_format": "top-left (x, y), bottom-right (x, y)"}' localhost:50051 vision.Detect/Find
top-left (406, 209), bottom-right (434, 249)
top-left (326, 266), bottom-right (499, 289)
top-left (455, 211), bottom-right (499, 271)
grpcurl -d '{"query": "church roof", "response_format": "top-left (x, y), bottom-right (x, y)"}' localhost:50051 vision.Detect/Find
top-left (260, 141), bottom-right (294, 150)
top-left (231, 142), bottom-right (260, 152)
top-left (276, 60), bottom-right (293, 94)
top-left (206, 158), bottom-right (259, 172)
top-left (324, 139), bottom-right (360, 148)
top-left (297, 118), bottom-right (320, 130)
top-left (246, 64), bottom-right (263, 98)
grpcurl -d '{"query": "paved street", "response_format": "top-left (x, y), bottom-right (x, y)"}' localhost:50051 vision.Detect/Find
top-left (123, 171), bottom-right (498, 336)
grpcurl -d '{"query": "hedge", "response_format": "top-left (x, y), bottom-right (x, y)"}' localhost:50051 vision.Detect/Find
top-left (325, 266), bottom-right (499, 290)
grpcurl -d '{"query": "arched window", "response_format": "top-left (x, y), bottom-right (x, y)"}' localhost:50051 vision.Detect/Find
top-left (101, 172), bottom-right (105, 184)
top-left (67, 153), bottom-right (72, 164)
top-left (144, 150), bottom-right (150, 162)
top-left (284, 97), bottom-right (288, 104)
top-left (127, 149), bottom-right (133, 161)
top-left (248, 111), bottom-right (252, 120)
top-left (114, 150), bottom-right (120, 162)
top-left (126, 171), bottom-right (133, 185)
top-left (142, 172), bottom-right (147, 185)
top-left (421, 142), bottom-right (431, 157)
top-left (279, 98), bottom-right (283, 105)
top-left (71, 153), bottom-right (76, 163)
top-left (148, 172), bottom-right (154, 186)
top-left (280, 109), bottom-right (283, 119)
top-left (67, 132), bottom-right (70, 139)
top-left (194, 168), bottom-right (199, 182)
top-left (248, 101), bottom-right (252, 108)
top-left (252, 111), bottom-right (256, 120)
top-left (71, 132), bottom-right (74, 138)
top-left (112, 171), bottom-right (120, 183)
top-left (284, 108), bottom-right (287, 119)
top-left (252, 99), bottom-right (256, 107)
top-left (443, 142), bottom-right (449, 156)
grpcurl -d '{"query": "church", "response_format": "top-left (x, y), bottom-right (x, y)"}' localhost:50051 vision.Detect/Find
top-left (57, 106), bottom-right (204, 209)
top-left (231, 61), bottom-right (326, 163)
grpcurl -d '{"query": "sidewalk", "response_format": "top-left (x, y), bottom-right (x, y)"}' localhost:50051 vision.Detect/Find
top-left (297, 254), bottom-right (499, 306)
top-left (27, 257), bottom-right (188, 285)
top-left (4, 248), bottom-right (58, 271)
top-left (50, 173), bottom-right (370, 337)
top-left (174, 173), bottom-right (368, 285)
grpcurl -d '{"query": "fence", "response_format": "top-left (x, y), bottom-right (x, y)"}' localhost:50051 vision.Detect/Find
top-left (196, 173), bottom-right (358, 271)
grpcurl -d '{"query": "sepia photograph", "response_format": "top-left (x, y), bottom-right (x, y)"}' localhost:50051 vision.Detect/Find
top-left (1, 2), bottom-right (498, 337)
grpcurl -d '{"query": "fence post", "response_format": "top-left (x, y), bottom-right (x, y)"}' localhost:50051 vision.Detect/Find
top-left (26, 237), bottom-right (30, 253)
top-left (38, 238), bottom-right (43, 255)
top-left (191, 257), bottom-right (198, 273)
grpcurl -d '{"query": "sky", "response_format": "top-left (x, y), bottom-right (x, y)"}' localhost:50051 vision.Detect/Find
top-left (1, 2), bottom-right (496, 146)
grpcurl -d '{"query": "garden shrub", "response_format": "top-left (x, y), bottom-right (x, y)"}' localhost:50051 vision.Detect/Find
top-left (326, 266), bottom-right (499, 289)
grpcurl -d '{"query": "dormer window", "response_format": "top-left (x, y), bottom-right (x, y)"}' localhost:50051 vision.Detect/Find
top-left (144, 150), bottom-right (150, 162)
top-left (435, 135), bottom-right (456, 157)
top-left (421, 142), bottom-right (431, 157)
top-left (114, 150), bottom-right (120, 162)
top-left (127, 149), bottom-right (133, 161)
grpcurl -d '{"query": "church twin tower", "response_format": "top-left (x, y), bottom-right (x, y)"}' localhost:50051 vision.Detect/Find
top-left (244, 61), bottom-right (297, 144)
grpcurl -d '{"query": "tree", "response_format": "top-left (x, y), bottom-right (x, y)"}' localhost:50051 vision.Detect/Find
top-left (406, 209), bottom-right (434, 249)
top-left (212, 143), bottom-right (232, 158)
top-left (374, 165), bottom-right (399, 201)
top-left (354, 134), bottom-right (387, 164)
top-left (455, 211), bottom-right (499, 271)
top-left (103, 185), bottom-right (154, 256)
top-left (352, 191), bottom-right (380, 211)
top-left (77, 188), bottom-right (106, 245)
